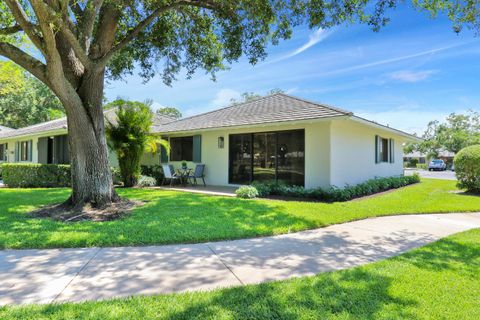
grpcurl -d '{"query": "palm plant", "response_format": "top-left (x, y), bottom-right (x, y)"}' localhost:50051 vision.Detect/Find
top-left (106, 100), bottom-right (169, 187)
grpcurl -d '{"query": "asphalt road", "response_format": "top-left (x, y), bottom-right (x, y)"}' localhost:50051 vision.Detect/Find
top-left (404, 169), bottom-right (457, 180)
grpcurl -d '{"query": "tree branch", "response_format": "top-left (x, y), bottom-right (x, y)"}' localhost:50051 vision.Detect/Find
top-left (33, 0), bottom-right (92, 69)
top-left (96, 0), bottom-right (219, 66)
top-left (0, 41), bottom-right (48, 85)
top-left (69, 0), bottom-right (84, 18)
top-left (0, 24), bottom-right (22, 35)
top-left (5, 0), bottom-right (45, 53)
top-left (81, 0), bottom-right (104, 50)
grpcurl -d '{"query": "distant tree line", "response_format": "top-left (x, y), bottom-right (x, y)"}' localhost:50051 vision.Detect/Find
top-left (405, 110), bottom-right (480, 158)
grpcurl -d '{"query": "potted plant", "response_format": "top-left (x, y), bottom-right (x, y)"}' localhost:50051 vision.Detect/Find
top-left (181, 160), bottom-right (188, 169)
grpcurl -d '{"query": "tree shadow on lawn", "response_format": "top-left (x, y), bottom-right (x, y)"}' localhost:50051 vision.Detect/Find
top-left (394, 230), bottom-right (480, 278)
top-left (24, 269), bottom-right (416, 320)
top-left (0, 188), bottom-right (316, 249)
top-left (170, 270), bottom-right (416, 320)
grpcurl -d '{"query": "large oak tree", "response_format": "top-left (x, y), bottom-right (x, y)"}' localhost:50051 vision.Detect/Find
top-left (0, 0), bottom-right (477, 208)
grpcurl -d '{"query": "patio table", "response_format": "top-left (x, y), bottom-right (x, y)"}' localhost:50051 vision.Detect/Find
top-left (175, 168), bottom-right (193, 186)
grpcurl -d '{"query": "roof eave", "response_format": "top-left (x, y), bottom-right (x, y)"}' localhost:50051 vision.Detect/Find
top-left (152, 115), bottom-right (350, 135)
top-left (349, 116), bottom-right (423, 142)
top-left (0, 128), bottom-right (67, 141)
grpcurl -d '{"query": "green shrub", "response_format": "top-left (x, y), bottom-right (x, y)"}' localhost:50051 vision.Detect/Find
top-left (235, 185), bottom-right (259, 199)
top-left (111, 167), bottom-right (123, 185)
top-left (251, 174), bottom-right (420, 202)
top-left (2, 163), bottom-right (71, 188)
top-left (137, 175), bottom-right (157, 187)
top-left (141, 165), bottom-right (164, 185)
top-left (454, 145), bottom-right (480, 193)
top-left (251, 181), bottom-right (272, 197)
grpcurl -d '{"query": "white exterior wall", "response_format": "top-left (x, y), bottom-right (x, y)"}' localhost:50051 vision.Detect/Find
top-left (329, 119), bottom-right (405, 187)
top-left (0, 136), bottom-right (40, 163)
top-left (164, 121), bottom-right (332, 188)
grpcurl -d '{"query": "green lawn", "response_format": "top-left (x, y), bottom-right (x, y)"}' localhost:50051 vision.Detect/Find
top-left (0, 178), bottom-right (479, 249)
top-left (1, 227), bottom-right (479, 319)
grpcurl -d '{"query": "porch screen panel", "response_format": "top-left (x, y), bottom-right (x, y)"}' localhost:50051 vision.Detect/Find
top-left (277, 130), bottom-right (305, 186)
top-left (228, 134), bottom-right (252, 184)
top-left (253, 132), bottom-right (276, 183)
top-left (192, 135), bottom-right (202, 163)
top-left (37, 137), bottom-right (48, 164)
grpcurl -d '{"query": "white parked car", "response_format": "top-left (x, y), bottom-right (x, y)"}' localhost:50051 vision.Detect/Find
top-left (428, 159), bottom-right (447, 171)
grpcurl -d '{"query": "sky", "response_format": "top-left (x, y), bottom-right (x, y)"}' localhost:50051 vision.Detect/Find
top-left (105, 5), bottom-right (480, 136)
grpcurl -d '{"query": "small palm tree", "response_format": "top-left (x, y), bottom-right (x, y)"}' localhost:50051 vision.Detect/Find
top-left (106, 100), bottom-right (169, 187)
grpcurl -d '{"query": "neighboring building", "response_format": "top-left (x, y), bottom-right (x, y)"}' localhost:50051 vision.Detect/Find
top-left (404, 150), bottom-right (455, 165)
top-left (0, 109), bottom-right (174, 166)
top-left (0, 94), bottom-right (421, 188)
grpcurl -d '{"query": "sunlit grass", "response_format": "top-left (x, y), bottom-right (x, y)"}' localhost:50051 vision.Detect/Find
top-left (0, 179), bottom-right (479, 249)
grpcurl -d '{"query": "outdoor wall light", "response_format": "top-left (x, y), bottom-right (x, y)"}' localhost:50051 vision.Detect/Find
top-left (218, 136), bottom-right (224, 149)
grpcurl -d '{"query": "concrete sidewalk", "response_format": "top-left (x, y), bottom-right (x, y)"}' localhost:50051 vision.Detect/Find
top-left (1, 212), bottom-right (479, 305)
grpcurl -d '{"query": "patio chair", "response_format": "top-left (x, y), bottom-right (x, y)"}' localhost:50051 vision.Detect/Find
top-left (188, 164), bottom-right (206, 187)
top-left (161, 164), bottom-right (180, 186)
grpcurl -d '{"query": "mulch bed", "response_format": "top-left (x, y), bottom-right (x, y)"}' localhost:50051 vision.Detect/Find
top-left (29, 199), bottom-right (145, 222)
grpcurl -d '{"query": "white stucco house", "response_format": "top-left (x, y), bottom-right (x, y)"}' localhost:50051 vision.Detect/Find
top-left (0, 93), bottom-right (421, 188)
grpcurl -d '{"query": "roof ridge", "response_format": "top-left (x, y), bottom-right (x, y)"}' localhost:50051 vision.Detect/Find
top-left (162, 94), bottom-right (280, 125)
top-left (277, 93), bottom-right (353, 115)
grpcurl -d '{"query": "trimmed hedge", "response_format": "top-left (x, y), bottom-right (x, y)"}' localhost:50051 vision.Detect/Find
top-left (454, 145), bottom-right (480, 193)
top-left (2, 163), bottom-right (71, 188)
top-left (252, 174), bottom-right (421, 202)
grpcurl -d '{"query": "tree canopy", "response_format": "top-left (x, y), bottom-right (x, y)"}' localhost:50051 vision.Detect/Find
top-left (157, 106), bottom-right (182, 120)
top-left (230, 88), bottom-right (285, 105)
top-left (0, 61), bottom-right (64, 128)
top-left (406, 110), bottom-right (480, 158)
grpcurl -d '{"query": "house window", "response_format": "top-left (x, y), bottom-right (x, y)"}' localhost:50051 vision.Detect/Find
top-left (20, 140), bottom-right (32, 161)
top-left (0, 143), bottom-right (7, 161)
top-left (376, 135), bottom-right (395, 164)
top-left (170, 136), bottom-right (193, 161)
top-left (379, 138), bottom-right (389, 162)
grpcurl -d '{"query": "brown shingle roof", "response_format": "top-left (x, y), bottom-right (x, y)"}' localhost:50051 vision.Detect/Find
top-left (0, 125), bottom-right (15, 132)
top-left (153, 93), bottom-right (352, 133)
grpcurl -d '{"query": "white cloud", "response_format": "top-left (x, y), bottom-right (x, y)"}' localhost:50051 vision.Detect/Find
top-left (321, 42), bottom-right (470, 77)
top-left (210, 88), bottom-right (241, 107)
top-left (286, 29), bottom-right (331, 58)
top-left (389, 70), bottom-right (437, 83)
top-left (265, 29), bottom-right (332, 64)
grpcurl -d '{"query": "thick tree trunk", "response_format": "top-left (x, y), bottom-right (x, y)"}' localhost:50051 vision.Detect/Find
top-left (63, 68), bottom-right (119, 208)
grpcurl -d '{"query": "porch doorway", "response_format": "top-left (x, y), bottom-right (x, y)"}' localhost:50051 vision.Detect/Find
top-left (228, 129), bottom-right (305, 186)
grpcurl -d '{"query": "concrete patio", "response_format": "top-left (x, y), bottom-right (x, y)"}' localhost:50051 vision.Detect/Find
top-left (1, 212), bottom-right (479, 305)
top-left (154, 185), bottom-right (237, 196)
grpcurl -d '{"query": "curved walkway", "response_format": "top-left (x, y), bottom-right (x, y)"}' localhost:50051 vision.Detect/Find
top-left (1, 212), bottom-right (480, 305)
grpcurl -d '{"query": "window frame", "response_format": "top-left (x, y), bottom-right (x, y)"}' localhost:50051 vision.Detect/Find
top-left (375, 135), bottom-right (395, 164)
